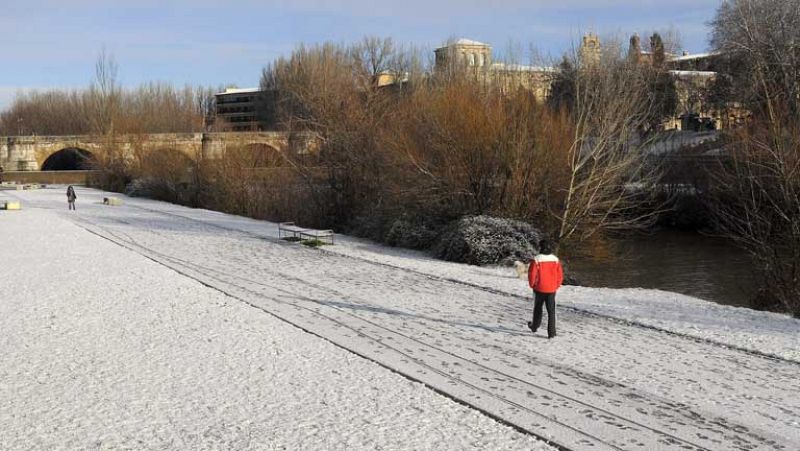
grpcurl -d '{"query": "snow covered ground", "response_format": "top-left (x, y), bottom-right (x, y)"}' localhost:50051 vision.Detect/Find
top-left (2, 186), bottom-right (799, 450)
top-left (0, 189), bottom-right (550, 451)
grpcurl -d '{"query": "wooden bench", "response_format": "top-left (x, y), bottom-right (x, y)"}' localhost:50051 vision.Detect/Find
top-left (278, 222), bottom-right (334, 244)
top-left (278, 222), bottom-right (310, 240)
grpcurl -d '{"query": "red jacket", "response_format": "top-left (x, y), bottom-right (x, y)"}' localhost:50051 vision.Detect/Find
top-left (528, 254), bottom-right (564, 294)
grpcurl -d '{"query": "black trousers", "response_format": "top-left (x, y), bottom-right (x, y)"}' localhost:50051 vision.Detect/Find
top-left (532, 291), bottom-right (556, 338)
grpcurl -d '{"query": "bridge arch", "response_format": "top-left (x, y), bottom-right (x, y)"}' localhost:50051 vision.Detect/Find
top-left (41, 147), bottom-right (95, 171)
top-left (231, 143), bottom-right (284, 168)
top-left (137, 147), bottom-right (195, 180)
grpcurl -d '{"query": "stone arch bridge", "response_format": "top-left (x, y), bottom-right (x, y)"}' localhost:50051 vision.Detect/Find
top-left (0, 132), bottom-right (313, 171)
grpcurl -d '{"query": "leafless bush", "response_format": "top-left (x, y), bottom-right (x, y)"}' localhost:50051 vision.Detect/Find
top-left (389, 77), bottom-right (572, 231)
top-left (90, 138), bottom-right (132, 193)
top-left (550, 47), bottom-right (668, 251)
top-left (707, 120), bottom-right (800, 316)
top-left (253, 37), bottom-right (666, 252)
top-left (707, 0), bottom-right (800, 316)
top-left (193, 138), bottom-right (315, 222)
top-left (710, 0), bottom-right (800, 116)
top-left (0, 51), bottom-right (217, 136)
top-left (260, 39), bottom-right (414, 228)
top-left (0, 90), bottom-right (91, 135)
top-left (131, 143), bottom-right (196, 202)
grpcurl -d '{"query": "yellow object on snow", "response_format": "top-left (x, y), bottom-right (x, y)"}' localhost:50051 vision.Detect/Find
top-left (3, 201), bottom-right (21, 210)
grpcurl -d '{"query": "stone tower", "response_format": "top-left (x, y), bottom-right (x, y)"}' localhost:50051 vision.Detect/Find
top-left (434, 38), bottom-right (492, 72)
top-left (580, 34), bottom-right (601, 67)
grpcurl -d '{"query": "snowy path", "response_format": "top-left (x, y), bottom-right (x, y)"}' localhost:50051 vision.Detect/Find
top-left (44, 188), bottom-right (799, 364)
top-left (0, 191), bottom-right (551, 450)
top-left (4, 187), bottom-right (800, 450)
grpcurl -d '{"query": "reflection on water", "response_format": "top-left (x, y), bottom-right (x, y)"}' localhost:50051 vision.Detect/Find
top-left (567, 231), bottom-right (756, 307)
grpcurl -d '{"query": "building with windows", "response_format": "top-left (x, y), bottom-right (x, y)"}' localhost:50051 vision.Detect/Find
top-left (433, 38), bottom-right (556, 100)
top-left (434, 38), bottom-right (493, 70)
top-left (625, 34), bottom-right (744, 131)
top-left (211, 88), bottom-right (262, 131)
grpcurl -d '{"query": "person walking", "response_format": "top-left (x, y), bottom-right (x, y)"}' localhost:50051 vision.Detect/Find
top-left (66, 185), bottom-right (77, 210)
top-left (527, 239), bottom-right (564, 339)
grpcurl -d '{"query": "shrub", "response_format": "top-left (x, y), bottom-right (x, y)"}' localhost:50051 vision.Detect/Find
top-left (125, 176), bottom-right (202, 207)
top-left (384, 218), bottom-right (439, 250)
top-left (126, 177), bottom-right (161, 197)
top-left (347, 213), bottom-right (392, 243)
top-left (432, 216), bottom-right (541, 266)
top-left (125, 176), bottom-right (183, 202)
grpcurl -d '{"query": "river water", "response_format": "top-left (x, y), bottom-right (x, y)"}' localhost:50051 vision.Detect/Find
top-left (567, 231), bottom-right (756, 307)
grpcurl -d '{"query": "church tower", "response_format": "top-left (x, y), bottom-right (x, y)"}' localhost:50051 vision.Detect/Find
top-left (580, 34), bottom-right (601, 67)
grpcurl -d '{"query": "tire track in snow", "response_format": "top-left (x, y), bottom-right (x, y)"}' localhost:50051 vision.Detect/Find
top-left (9, 191), bottom-right (794, 449)
top-left (68, 216), bottom-right (591, 451)
top-left (68, 213), bottom-right (792, 451)
top-left (116, 200), bottom-right (800, 367)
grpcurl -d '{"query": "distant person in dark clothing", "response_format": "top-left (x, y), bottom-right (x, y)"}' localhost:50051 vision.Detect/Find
top-left (528, 239), bottom-right (564, 339)
top-left (66, 185), bottom-right (77, 210)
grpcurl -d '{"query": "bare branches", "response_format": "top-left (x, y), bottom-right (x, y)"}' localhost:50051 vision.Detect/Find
top-left (554, 50), bottom-right (666, 249)
top-left (354, 36), bottom-right (395, 78)
top-left (0, 49), bottom-right (218, 136)
top-left (707, 0), bottom-right (800, 315)
top-left (88, 48), bottom-right (121, 135)
top-left (0, 83), bottom-right (215, 137)
top-left (256, 37), bottom-right (670, 251)
top-left (707, 122), bottom-right (800, 315)
top-left (711, 0), bottom-right (800, 115)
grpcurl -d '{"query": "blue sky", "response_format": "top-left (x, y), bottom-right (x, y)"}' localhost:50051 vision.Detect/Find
top-left (1, 0), bottom-right (721, 109)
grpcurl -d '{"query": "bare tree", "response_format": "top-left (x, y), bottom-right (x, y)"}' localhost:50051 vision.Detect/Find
top-left (0, 74), bottom-right (218, 136)
top-left (88, 48), bottom-right (121, 135)
top-left (259, 41), bottom-right (401, 227)
top-left (554, 48), bottom-right (666, 249)
top-left (354, 36), bottom-right (394, 79)
top-left (711, 0), bottom-right (800, 116)
top-left (0, 90), bottom-right (90, 135)
top-left (707, 0), bottom-right (800, 315)
top-left (708, 121), bottom-right (800, 315)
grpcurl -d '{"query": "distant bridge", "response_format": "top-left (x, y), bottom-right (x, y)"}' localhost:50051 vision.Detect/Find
top-left (0, 132), bottom-right (314, 171)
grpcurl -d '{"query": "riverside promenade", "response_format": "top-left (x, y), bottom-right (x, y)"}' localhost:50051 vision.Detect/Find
top-left (2, 187), bottom-right (798, 450)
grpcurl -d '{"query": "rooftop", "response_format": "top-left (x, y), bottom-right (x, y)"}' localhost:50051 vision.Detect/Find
top-left (671, 52), bottom-right (717, 62)
top-left (436, 38), bottom-right (491, 50)
top-left (216, 87), bottom-right (261, 96)
top-left (491, 62), bottom-right (555, 73)
top-left (669, 70), bottom-right (717, 78)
